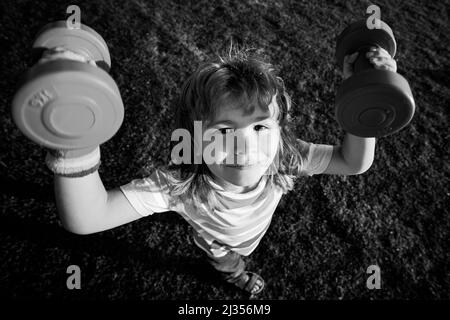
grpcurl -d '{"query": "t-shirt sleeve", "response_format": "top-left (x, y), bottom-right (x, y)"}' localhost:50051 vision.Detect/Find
top-left (297, 139), bottom-right (334, 176)
top-left (119, 169), bottom-right (173, 217)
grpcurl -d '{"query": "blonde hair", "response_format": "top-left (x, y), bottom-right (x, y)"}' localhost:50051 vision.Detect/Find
top-left (161, 46), bottom-right (307, 209)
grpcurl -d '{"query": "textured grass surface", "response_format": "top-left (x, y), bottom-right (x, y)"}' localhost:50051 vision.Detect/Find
top-left (0, 0), bottom-right (449, 299)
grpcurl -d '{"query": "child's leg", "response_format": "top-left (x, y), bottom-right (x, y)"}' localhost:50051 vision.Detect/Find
top-left (192, 231), bottom-right (245, 281)
top-left (192, 232), bottom-right (264, 294)
top-left (205, 249), bottom-right (246, 283)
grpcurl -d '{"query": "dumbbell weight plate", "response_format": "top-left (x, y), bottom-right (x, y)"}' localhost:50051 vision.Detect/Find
top-left (12, 60), bottom-right (124, 150)
top-left (33, 21), bottom-right (111, 70)
top-left (336, 69), bottom-right (415, 137)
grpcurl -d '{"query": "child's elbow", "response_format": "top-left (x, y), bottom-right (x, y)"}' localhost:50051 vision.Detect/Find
top-left (349, 160), bottom-right (373, 175)
top-left (60, 219), bottom-right (98, 235)
top-left (351, 167), bottom-right (371, 175)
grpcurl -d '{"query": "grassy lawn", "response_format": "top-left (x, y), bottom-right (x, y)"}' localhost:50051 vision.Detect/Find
top-left (0, 0), bottom-right (448, 299)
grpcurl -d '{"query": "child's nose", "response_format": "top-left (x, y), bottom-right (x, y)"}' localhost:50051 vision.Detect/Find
top-left (233, 129), bottom-right (258, 164)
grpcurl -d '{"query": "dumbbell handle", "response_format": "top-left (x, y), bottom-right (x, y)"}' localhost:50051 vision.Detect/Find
top-left (353, 46), bottom-right (377, 73)
top-left (48, 146), bottom-right (99, 159)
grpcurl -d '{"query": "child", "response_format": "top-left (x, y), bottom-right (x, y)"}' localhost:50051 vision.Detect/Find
top-left (51, 45), bottom-right (396, 296)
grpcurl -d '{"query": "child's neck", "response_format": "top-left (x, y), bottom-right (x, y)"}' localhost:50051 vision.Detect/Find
top-left (212, 174), bottom-right (261, 194)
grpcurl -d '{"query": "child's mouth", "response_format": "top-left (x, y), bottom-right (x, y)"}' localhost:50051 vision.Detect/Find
top-left (223, 163), bottom-right (258, 170)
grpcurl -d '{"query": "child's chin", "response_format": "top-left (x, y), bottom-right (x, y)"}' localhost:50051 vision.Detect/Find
top-left (224, 170), bottom-right (264, 187)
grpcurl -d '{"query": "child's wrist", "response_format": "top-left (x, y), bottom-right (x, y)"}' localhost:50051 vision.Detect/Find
top-left (45, 146), bottom-right (101, 177)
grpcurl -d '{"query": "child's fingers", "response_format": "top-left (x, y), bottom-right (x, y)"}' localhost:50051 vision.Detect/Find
top-left (371, 60), bottom-right (397, 70)
top-left (369, 56), bottom-right (397, 72)
top-left (342, 52), bottom-right (359, 79)
top-left (365, 46), bottom-right (397, 72)
top-left (346, 52), bottom-right (359, 63)
top-left (369, 56), bottom-right (392, 63)
top-left (343, 52), bottom-right (358, 66)
top-left (366, 46), bottom-right (392, 59)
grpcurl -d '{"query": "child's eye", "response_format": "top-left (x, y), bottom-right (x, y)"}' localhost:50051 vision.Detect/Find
top-left (218, 128), bottom-right (234, 134)
top-left (254, 125), bottom-right (268, 132)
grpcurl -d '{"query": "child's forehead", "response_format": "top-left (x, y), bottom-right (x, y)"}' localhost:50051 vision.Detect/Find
top-left (206, 94), bottom-right (279, 127)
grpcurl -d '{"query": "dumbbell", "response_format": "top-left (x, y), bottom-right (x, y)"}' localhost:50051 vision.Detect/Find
top-left (335, 19), bottom-right (415, 138)
top-left (11, 21), bottom-right (124, 155)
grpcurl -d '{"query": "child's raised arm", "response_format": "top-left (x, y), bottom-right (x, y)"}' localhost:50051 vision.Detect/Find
top-left (322, 133), bottom-right (375, 175)
top-left (54, 169), bottom-right (142, 235)
top-left (321, 47), bottom-right (397, 175)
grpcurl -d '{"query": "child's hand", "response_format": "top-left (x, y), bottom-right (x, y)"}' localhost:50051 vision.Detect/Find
top-left (343, 46), bottom-right (397, 80)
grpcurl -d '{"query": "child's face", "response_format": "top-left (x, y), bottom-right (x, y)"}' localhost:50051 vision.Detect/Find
top-left (201, 95), bottom-right (280, 191)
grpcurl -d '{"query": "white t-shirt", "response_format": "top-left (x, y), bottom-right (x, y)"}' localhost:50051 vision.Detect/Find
top-left (120, 140), bottom-right (333, 256)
